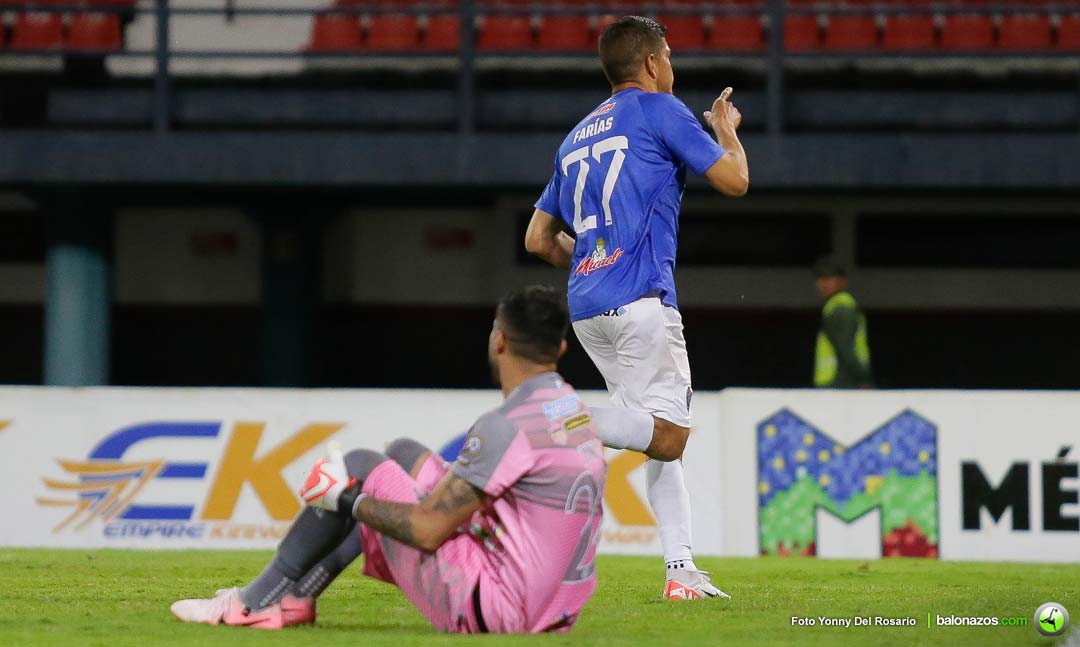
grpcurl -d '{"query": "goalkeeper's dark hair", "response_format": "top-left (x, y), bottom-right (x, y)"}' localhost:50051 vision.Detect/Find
top-left (598, 16), bottom-right (668, 86)
top-left (496, 285), bottom-right (569, 365)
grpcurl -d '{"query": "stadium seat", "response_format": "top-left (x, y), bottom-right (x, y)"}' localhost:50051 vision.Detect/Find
top-left (68, 13), bottom-right (122, 50)
top-left (594, 13), bottom-right (619, 43)
top-left (998, 14), bottom-right (1051, 50)
top-left (367, 14), bottom-right (420, 50)
top-left (308, 14), bottom-right (363, 51)
top-left (11, 13), bottom-right (64, 50)
top-left (656, 14), bottom-right (705, 49)
top-left (478, 15), bottom-right (533, 50)
top-left (824, 15), bottom-right (878, 50)
top-left (598, 0), bottom-right (648, 12)
top-left (708, 16), bottom-right (765, 51)
top-left (784, 15), bottom-right (821, 51)
top-left (538, 16), bottom-right (591, 50)
top-left (940, 14), bottom-right (994, 50)
top-left (422, 14), bottom-right (460, 51)
top-left (1059, 15), bottom-right (1080, 49)
top-left (882, 15), bottom-right (936, 50)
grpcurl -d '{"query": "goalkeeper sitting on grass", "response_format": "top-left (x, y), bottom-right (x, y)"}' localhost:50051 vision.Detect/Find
top-left (171, 286), bottom-right (607, 634)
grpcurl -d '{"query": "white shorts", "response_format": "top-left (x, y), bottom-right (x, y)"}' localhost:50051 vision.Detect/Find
top-left (572, 296), bottom-right (693, 428)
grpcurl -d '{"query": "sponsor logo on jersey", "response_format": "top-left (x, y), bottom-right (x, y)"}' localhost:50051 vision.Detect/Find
top-left (585, 102), bottom-right (616, 120)
top-left (543, 394), bottom-right (581, 420)
top-left (563, 413), bottom-right (592, 432)
top-left (575, 238), bottom-right (623, 277)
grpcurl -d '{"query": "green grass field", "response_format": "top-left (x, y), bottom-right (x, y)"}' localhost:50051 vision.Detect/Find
top-left (0, 550), bottom-right (1075, 647)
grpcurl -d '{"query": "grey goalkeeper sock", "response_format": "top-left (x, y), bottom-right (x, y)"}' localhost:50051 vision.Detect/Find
top-left (240, 506), bottom-right (354, 610)
top-left (291, 527), bottom-right (363, 599)
top-left (240, 448), bottom-right (386, 610)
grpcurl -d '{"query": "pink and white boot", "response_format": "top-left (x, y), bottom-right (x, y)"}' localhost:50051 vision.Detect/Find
top-left (170, 587), bottom-right (316, 629)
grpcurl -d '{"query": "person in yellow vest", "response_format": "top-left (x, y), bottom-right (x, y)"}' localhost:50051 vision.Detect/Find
top-left (813, 257), bottom-right (874, 388)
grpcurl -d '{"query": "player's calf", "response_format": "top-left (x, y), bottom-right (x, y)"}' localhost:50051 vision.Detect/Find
top-left (644, 419), bottom-right (690, 462)
top-left (590, 406), bottom-right (688, 461)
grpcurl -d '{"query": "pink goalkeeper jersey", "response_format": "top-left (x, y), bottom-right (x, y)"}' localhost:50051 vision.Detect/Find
top-left (451, 372), bottom-right (607, 633)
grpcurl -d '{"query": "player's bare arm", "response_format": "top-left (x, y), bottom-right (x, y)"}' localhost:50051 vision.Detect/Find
top-left (353, 471), bottom-right (486, 553)
top-left (524, 208), bottom-right (575, 269)
top-left (702, 87), bottom-right (749, 197)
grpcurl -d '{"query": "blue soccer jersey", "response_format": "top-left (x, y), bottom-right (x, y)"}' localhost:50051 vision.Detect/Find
top-left (535, 88), bottom-right (725, 321)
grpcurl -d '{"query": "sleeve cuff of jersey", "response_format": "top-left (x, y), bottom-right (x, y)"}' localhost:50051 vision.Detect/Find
top-left (534, 199), bottom-right (558, 217)
top-left (449, 464), bottom-right (501, 499)
top-left (691, 145), bottom-right (726, 176)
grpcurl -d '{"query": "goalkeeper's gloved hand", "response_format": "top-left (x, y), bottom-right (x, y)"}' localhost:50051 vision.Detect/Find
top-left (299, 443), bottom-right (360, 513)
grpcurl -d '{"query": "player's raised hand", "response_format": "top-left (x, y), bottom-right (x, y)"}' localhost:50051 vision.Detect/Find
top-left (299, 442), bottom-right (357, 512)
top-left (704, 87), bottom-right (742, 133)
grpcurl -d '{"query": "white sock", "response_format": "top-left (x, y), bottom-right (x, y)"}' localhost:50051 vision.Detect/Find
top-left (591, 406), bottom-right (655, 453)
top-left (646, 458), bottom-right (696, 572)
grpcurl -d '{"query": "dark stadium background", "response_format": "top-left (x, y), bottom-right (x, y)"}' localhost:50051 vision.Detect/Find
top-left (1, 0), bottom-right (1079, 391)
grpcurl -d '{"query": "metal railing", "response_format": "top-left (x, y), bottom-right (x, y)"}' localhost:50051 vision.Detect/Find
top-left (1, 1), bottom-right (1077, 134)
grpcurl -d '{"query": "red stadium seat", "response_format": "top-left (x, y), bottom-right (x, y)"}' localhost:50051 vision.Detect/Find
top-left (1060, 15), bottom-right (1080, 50)
top-left (308, 14), bottom-right (363, 51)
top-left (422, 14), bottom-right (460, 51)
top-left (882, 15), bottom-right (936, 50)
top-left (367, 14), bottom-right (420, 51)
top-left (784, 15), bottom-right (820, 51)
top-left (11, 13), bottom-right (64, 50)
top-left (478, 15), bottom-right (533, 50)
top-left (595, 13), bottom-right (619, 40)
top-left (656, 15), bottom-right (705, 49)
top-left (68, 13), bottom-right (122, 50)
top-left (824, 15), bottom-right (878, 50)
top-left (998, 14), bottom-right (1051, 50)
top-left (538, 16), bottom-right (590, 50)
top-left (940, 14), bottom-right (994, 50)
top-left (708, 16), bottom-right (765, 51)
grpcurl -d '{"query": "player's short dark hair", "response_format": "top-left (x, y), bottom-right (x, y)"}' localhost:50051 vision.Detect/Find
top-left (598, 16), bottom-right (668, 86)
top-left (496, 285), bottom-right (569, 365)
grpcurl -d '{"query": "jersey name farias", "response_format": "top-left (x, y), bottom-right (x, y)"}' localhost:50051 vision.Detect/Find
top-left (535, 88), bottom-right (725, 321)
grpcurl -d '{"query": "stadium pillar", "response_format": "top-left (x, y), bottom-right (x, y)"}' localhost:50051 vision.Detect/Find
top-left (766, 0), bottom-right (785, 135)
top-left (259, 210), bottom-right (324, 387)
top-left (43, 210), bottom-right (112, 386)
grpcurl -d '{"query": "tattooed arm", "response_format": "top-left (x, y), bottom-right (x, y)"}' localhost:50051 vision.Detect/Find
top-left (353, 472), bottom-right (486, 554)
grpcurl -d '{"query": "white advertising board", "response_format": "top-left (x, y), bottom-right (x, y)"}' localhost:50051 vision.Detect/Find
top-left (0, 387), bottom-right (724, 556)
top-left (718, 389), bottom-right (1080, 563)
top-left (4, 387), bottom-right (1076, 562)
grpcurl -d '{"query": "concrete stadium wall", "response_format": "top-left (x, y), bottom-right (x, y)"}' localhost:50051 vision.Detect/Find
top-left (3, 195), bottom-right (1080, 309)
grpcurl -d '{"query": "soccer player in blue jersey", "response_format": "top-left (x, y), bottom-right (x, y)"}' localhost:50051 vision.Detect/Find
top-left (524, 16), bottom-right (748, 600)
